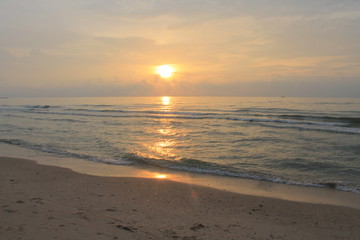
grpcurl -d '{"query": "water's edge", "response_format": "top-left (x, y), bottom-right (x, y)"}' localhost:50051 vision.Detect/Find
top-left (1, 143), bottom-right (360, 210)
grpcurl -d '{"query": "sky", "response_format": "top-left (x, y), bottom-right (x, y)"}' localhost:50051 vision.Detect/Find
top-left (0, 0), bottom-right (359, 97)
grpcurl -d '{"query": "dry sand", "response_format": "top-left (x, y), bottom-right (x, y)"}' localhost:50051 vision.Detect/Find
top-left (1, 156), bottom-right (359, 240)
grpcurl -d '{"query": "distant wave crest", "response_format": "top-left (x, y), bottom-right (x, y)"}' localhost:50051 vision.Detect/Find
top-left (1, 103), bottom-right (359, 135)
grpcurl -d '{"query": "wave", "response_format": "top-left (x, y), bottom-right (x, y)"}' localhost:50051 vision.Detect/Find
top-left (0, 139), bottom-right (130, 165)
top-left (24, 105), bottom-right (51, 109)
top-left (260, 122), bottom-right (360, 134)
top-left (314, 101), bottom-right (359, 105)
top-left (33, 117), bottom-right (88, 123)
top-left (4, 111), bottom-right (359, 135)
top-left (1, 138), bottom-right (357, 193)
top-left (0, 105), bottom-right (61, 110)
top-left (59, 108), bottom-right (360, 127)
top-left (66, 108), bottom-right (125, 113)
top-left (235, 107), bottom-right (305, 113)
top-left (279, 114), bottom-right (360, 126)
top-left (78, 104), bottom-right (117, 107)
top-left (2, 105), bottom-right (359, 134)
top-left (223, 116), bottom-right (349, 127)
top-left (23, 109), bottom-right (352, 126)
top-left (64, 108), bottom-right (216, 116)
top-left (233, 112), bottom-right (360, 126)
top-left (0, 107), bottom-right (26, 112)
top-left (29, 110), bottom-right (212, 120)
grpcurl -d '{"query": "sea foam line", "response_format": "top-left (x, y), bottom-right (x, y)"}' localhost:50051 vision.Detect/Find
top-left (0, 138), bottom-right (359, 193)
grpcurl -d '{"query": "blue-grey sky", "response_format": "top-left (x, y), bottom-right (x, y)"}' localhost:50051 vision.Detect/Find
top-left (0, 0), bottom-right (359, 97)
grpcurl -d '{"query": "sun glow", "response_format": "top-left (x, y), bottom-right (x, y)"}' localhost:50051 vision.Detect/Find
top-left (156, 65), bottom-right (175, 78)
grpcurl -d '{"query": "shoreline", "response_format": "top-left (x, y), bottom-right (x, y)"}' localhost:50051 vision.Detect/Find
top-left (1, 156), bottom-right (360, 239)
top-left (0, 143), bottom-right (360, 210)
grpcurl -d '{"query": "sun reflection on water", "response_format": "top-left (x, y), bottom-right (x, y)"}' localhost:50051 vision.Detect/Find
top-left (142, 96), bottom-right (184, 161)
top-left (155, 174), bottom-right (168, 179)
top-left (147, 140), bottom-right (176, 158)
top-left (162, 96), bottom-right (170, 106)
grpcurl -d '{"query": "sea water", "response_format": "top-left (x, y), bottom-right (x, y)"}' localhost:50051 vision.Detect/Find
top-left (0, 97), bottom-right (359, 192)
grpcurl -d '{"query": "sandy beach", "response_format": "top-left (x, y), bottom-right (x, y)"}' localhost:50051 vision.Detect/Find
top-left (1, 156), bottom-right (360, 240)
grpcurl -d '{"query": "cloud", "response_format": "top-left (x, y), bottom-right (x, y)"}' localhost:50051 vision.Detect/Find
top-left (0, 0), bottom-right (359, 97)
top-left (0, 1), bottom-right (83, 49)
top-left (0, 48), bottom-right (13, 62)
top-left (81, 0), bottom-right (360, 22)
top-left (5, 74), bottom-right (359, 98)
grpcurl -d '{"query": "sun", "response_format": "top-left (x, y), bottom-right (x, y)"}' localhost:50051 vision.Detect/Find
top-left (156, 65), bottom-right (175, 79)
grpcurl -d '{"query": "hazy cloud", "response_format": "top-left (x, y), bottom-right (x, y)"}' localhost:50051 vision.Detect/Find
top-left (0, 0), bottom-right (359, 97)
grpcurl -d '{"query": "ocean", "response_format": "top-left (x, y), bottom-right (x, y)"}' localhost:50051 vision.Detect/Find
top-left (0, 97), bottom-right (359, 193)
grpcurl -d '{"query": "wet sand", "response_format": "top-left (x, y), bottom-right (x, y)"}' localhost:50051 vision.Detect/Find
top-left (1, 156), bottom-right (360, 240)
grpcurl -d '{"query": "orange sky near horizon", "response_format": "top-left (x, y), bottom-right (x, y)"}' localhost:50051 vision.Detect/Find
top-left (0, 1), bottom-right (359, 97)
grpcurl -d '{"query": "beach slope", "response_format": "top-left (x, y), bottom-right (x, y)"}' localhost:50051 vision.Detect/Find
top-left (1, 156), bottom-right (359, 240)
